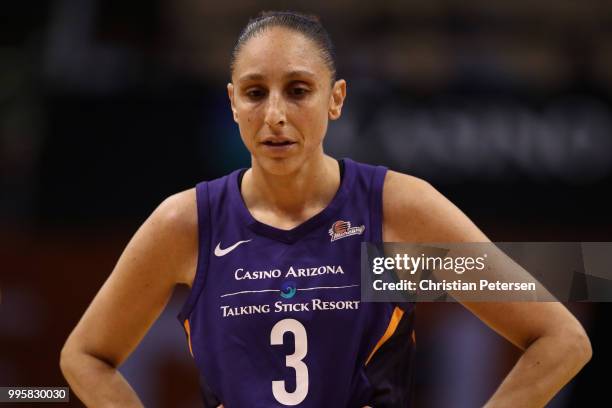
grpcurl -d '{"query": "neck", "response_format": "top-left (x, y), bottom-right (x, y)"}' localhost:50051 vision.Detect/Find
top-left (242, 153), bottom-right (340, 224)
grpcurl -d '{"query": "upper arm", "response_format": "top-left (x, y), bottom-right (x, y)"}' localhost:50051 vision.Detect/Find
top-left (382, 170), bottom-right (488, 243)
top-left (382, 171), bottom-right (590, 351)
top-left (63, 188), bottom-right (198, 366)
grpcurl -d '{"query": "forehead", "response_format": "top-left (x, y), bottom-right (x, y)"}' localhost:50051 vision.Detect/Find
top-left (232, 27), bottom-right (329, 81)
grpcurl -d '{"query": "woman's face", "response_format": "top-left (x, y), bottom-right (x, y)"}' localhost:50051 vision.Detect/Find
top-left (228, 27), bottom-right (346, 175)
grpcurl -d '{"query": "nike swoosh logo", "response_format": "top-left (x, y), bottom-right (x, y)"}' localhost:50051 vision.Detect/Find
top-left (214, 239), bottom-right (252, 257)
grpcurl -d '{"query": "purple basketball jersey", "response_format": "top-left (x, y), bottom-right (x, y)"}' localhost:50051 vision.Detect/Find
top-left (178, 158), bottom-right (415, 407)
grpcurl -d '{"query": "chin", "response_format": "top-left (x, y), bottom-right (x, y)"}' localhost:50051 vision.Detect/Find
top-left (256, 155), bottom-right (303, 176)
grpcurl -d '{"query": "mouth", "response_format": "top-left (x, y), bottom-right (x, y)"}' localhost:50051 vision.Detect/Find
top-left (261, 140), bottom-right (296, 147)
top-left (260, 137), bottom-right (297, 151)
top-left (261, 135), bottom-right (295, 147)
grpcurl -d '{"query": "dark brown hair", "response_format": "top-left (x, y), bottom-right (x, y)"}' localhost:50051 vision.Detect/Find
top-left (230, 11), bottom-right (337, 84)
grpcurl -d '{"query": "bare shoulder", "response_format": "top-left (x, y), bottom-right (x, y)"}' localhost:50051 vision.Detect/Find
top-left (60, 188), bottom-right (198, 369)
top-left (382, 170), bottom-right (488, 242)
top-left (153, 188), bottom-right (197, 232)
top-left (146, 188), bottom-right (198, 285)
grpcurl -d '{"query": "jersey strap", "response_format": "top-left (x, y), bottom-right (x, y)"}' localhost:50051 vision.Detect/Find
top-left (178, 181), bottom-right (212, 324)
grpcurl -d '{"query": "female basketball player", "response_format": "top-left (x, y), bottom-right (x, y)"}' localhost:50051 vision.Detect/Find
top-left (60, 11), bottom-right (591, 408)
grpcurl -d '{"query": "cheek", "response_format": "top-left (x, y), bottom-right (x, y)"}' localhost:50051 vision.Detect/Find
top-left (299, 100), bottom-right (329, 143)
top-left (236, 105), bottom-right (257, 132)
top-left (236, 108), bottom-right (264, 153)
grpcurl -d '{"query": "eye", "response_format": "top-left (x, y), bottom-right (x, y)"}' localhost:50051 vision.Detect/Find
top-left (289, 86), bottom-right (310, 98)
top-left (245, 88), bottom-right (266, 100)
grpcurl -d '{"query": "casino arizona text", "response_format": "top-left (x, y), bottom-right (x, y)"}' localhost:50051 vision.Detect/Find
top-left (234, 265), bottom-right (344, 280)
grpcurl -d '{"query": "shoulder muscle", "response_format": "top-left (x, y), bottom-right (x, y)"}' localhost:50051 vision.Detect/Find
top-left (64, 188), bottom-right (198, 367)
top-left (146, 188), bottom-right (198, 285)
top-left (382, 170), bottom-right (488, 243)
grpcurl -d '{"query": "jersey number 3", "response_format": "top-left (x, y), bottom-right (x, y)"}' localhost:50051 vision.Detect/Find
top-left (270, 318), bottom-right (309, 405)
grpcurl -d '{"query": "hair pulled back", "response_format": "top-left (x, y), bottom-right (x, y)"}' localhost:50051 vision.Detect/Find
top-left (230, 11), bottom-right (337, 84)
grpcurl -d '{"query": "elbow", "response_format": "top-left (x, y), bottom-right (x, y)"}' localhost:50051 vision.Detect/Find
top-left (59, 342), bottom-right (77, 380)
top-left (60, 338), bottom-right (88, 381)
top-left (563, 325), bottom-right (592, 371)
top-left (576, 330), bottom-right (593, 366)
top-left (60, 339), bottom-right (119, 378)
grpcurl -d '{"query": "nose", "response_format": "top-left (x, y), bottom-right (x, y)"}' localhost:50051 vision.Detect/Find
top-left (264, 91), bottom-right (286, 129)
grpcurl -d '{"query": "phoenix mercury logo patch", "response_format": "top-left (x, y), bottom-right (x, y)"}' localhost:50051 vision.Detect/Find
top-left (328, 220), bottom-right (365, 242)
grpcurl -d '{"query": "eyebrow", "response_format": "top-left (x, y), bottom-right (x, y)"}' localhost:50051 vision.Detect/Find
top-left (237, 70), bottom-right (316, 83)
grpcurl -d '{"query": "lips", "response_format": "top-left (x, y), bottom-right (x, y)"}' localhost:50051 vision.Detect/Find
top-left (262, 140), bottom-right (295, 146)
top-left (260, 137), bottom-right (296, 147)
top-left (259, 137), bottom-right (297, 155)
top-left (260, 136), bottom-right (296, 153)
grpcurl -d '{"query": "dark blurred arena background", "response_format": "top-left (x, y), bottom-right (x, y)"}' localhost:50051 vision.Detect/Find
top-left (1, 1), bottom-right (611, 407)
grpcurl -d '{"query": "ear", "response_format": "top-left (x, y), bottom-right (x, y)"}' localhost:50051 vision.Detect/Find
top-left (227, 82), bottom-right (238, 123)
top-left (328, 79), bottom-right (347, 120)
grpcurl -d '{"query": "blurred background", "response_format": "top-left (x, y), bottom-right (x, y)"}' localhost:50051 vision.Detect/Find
top-left (1, 0), bottom-right (611, 406)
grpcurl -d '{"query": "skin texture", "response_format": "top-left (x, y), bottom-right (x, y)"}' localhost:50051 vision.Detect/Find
top-left (60, 191), bottom-right (197, 407)
top-left (61, 26), bottom-right (591, 408)
top-left (382, 172), bottom-right (592, 407)
top-left (227, 27), bottom-right (347, 230)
